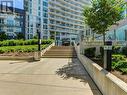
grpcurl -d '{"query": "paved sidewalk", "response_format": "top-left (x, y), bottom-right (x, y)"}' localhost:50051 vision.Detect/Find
top-left (0, 58), bottom-right (102, 95)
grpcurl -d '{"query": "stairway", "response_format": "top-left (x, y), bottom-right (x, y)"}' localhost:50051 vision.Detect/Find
top-left (42, 46), bottom-right (77, 58)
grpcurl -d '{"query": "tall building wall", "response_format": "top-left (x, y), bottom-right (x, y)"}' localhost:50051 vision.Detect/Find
top-left (25, 0), bottom-right (91, 41)
top-left (42, 0), bottom-right (49, 39)
top-left (48, 0), bottom-right (90, 41)
top-left (1, 0), bottom-right (91, 40)
top-left (25, 0), bottom-right (43, 39)
top-left (0, 0), bottom-right (25, 39)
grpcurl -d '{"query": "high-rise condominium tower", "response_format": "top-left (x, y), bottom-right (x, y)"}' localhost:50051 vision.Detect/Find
top-left (48, 0), bottom-right (90, 42)
top-left (1, 0), bottom-right (91, 41)
top-left (26, 0), bottom-right (90, 41)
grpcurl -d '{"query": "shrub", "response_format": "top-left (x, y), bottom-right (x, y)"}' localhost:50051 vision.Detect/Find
top-left (112, 61), bottom-right (127, 69)
top-left (112, 46), bottom-right (121, 54)
top-left (112, 61), bottom-right (127, 73)
top-left (112, 54), bottom-right (126, 62)
top-left (0, 32), bottom-right (7, 41)
top-left (0, 39), bottom-right (53, 47)
top-left (112, 54), bottom-right (127, 74)
top-left (120, 68), bottom-right (127, 74)
top-left (84, 47), bottom-right (96, 58)
top-left (100, 47), bottom-right (104, 58)
top-left (0, 45), bottom-right (48, 53)
top-left (121, 47), bottom-right (127, 56)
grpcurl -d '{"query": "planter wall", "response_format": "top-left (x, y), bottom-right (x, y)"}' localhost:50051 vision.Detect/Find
top-left (75, 45), bottom-right (127, 95)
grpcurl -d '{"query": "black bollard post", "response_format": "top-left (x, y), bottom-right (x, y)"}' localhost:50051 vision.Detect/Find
top-left (104, 41), bottom-right (112, 71)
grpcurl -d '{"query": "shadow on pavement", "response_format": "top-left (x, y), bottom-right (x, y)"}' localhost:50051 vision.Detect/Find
top-left (56, 58), bottom-right (88, 82)
top-left (56, 58), bottom-right (102, 95)
top-left (9, 60), bottom-right (38, 64)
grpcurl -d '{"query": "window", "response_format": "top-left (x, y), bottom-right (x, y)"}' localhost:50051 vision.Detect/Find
top-left (43, 13), bottom-right (48, 17)
top-left (43, 1), bottom-right (48, 7)
top-left (43, 25), bottom-right (48, 29)
top-left (43, 19), bottom-right (48, 24)
top-left (38, 0), bottom-right (41, 4)
top-left (0, 19), bottom-right (4, 24)
top-left (38, 6), bottom-right (41, 10)
top-left (50, 20), bottom-right (54, 24)
top-left (38, 12), bottom-right (41, 16)
top-left (43, 7), bottom-right (48, 12)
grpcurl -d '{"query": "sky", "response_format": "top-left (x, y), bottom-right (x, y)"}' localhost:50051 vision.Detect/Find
top-left (14, 0), bottom-right (24, 9)
top-left (0, 0), bottom-right (24, 9)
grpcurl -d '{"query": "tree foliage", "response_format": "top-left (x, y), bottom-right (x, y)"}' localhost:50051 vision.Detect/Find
top-left (0, 32), bottom-right (7, 41)
top-left (83, 0), bottom-right (127, 43)
top-left (16, 33), bottom-right (24, 39)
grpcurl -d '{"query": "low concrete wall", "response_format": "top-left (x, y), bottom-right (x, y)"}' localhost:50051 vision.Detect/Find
top-left (75, 45), bottom-right (127, 95)
top-left (0, 43), bottom-right (55, 61)
top-left (34, 42), bottom-right (55, 60)
top-left (41, 42), bottom-right (55, 56)
top-left (0, 56), bottom-right (34, 61)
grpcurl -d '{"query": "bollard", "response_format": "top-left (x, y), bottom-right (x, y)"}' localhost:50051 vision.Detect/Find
top-left (104, 41), bottom-right (112, 71)
top-left (34, 52), bottom-right (41, 61)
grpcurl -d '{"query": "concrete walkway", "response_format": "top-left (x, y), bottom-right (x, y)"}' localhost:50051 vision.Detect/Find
top-left (0, 58), bottom-right (102, 95)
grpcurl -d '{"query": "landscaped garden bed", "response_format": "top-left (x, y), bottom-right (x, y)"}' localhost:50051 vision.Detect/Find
top-left (84, 46), bottom-right (127, 83)
top-left (0, 39), bottom-right (53, 57)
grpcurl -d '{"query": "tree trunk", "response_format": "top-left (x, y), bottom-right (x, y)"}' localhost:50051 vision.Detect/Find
top-left (103, 33), bottom-right (106, 45)
top-left (102, 32), bottom-right (106, 66)
top-left (92, 33), bottom-right (95, 41)
top-left (114, 29), bottom-right (116, 41)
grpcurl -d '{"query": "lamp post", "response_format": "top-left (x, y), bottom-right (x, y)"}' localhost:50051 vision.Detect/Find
top-left (36, 23), bottom-right (41, 61)
top-left (37, 24), bottom-right (41, 51)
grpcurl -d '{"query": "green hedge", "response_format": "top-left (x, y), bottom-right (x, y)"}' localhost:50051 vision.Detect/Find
top-left (112, 54), bottom-right (125, 62)
top-left (121, 47), bottom-right (127, 56)
top-left (0, 39), bottom-right (53, 47)
top-left (84, 47), bottom-right (96, 58)
top-left (0, 45), bottom-right (48, 53)
top-left (112, 46), bottom-right (121, 54)
top-left (100, 47), bottom-right (104, 58)
top-left (112, 54), bottom-right (127, 74)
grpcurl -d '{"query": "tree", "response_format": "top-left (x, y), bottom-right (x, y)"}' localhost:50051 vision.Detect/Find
top-left (0, 32), bottom-right (7, 41)
top-left (33, 34), bottom-right (38, 39)
top-left (16, 33), bottom-right (24, 39)
top-left (83, 0), bottom-right (126, 44)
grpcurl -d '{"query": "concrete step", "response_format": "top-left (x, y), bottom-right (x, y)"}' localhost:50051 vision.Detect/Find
top-left (51, 46), bottom-right (74, 49)
top-left (44, 52), bottom-right (76, 55)
top-left (50, 48), bottom-right (74, 49)
top-left (42, 46), bottom-right (77, 58)
top-left (45, 51), bottom-right (74, 53)
top-left (43, 54), bottom-right (77, 56)
top-left (41, 55), bottom-right (77, 58)
top-left (49, 49), bottom-right (74, 51)
top-left (51, 46), bottom-right (73, 48)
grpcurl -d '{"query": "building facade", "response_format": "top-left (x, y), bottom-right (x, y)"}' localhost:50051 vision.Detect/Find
top-left (25, 0), bottom-right (91, 42)
top-left (0, 0), bottom-right (25, 39)
top-left (91, 18), bottom-right (127, 41)
top-left (0, 0), bottom-right (91, 41)
top-left (25, 0), bottom-right (43, 39)
top-left (106, 18), bottom-right (127, 41)
top-left (48, 0), bottom-right (90, 42)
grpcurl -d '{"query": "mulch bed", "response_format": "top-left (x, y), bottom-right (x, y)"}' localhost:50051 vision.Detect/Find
top-left (0, 52), bottom-right (34, 57)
